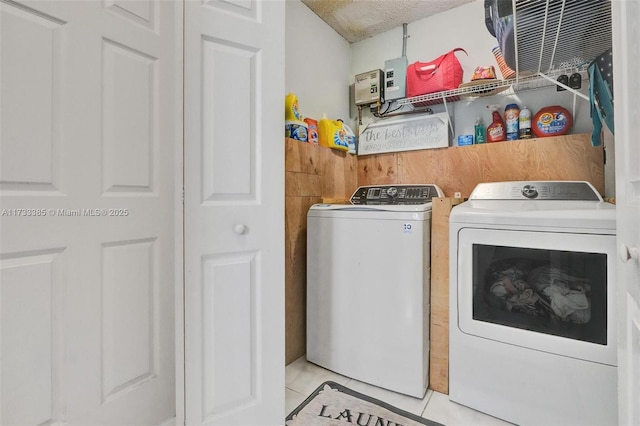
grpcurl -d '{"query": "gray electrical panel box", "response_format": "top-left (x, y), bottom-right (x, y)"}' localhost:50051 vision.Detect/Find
top-left (384, 56), bottom-right (408, 101)
top-left (354, 69), bottom-right (384, 106)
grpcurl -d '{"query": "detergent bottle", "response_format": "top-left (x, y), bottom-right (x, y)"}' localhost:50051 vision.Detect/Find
top-left (285, 92), bottom-right (301, 121)
top-left (486, 104), bottom-right (506, 142)
top-left (474, 116), bottom-right (486, 144)
top-left (318, 114), bottom-right (349, 151)
top-left (504, 103), bottom-right (520, 140)
top-left (304, 117), bottom-right (319, 144)
top-left (519, 106), bottom-right (532, 139)
top-left (338, 120), bottom-right (357, 154)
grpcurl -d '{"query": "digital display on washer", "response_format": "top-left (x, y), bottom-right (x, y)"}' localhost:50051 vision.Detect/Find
top-left (366, 188), bottom-right (381, 199)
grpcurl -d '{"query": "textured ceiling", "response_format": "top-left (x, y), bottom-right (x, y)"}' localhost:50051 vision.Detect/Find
top-left (301, 0), bottom-right (477, 43)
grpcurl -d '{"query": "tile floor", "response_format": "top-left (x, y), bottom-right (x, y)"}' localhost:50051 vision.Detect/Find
top-left (285, 356), bottom-right (514, 426)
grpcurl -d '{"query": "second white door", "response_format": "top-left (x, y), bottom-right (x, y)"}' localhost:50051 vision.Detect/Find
top-left (183, 0), bottom-right (285, 424)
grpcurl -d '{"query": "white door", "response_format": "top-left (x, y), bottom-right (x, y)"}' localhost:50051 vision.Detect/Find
top-left (183, 0), bottom-right (285, 424)
top-left (612, 1), bottom-right (640, 424)
top-left (0, 0), bottom-right (180, 424)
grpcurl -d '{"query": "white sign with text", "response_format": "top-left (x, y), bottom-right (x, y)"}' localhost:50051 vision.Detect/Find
top-left (358, 113), bottom-right (449, 155)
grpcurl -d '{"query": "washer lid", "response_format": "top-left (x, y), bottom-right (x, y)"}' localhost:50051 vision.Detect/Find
top-left (308, 203), bottom-right (433, 214)
top-left (469, 181), bottom-right (602, 201)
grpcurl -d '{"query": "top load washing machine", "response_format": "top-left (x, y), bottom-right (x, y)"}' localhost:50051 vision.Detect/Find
top-left (449, 181), bottom-right (617, 426)
top-left (306, 184), bottom-right (443, 398)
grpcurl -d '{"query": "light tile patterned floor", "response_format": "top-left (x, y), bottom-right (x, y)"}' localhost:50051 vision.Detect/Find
top-left (285, 356), bottom-right (514, 426)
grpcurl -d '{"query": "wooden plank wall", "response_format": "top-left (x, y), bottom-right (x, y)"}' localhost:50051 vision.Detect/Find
top-left (430, 197), bottom-right (463, 394)
top-left (285, 139), bottom-right (358, 364)
top-left (358, 133), bottom-right (604, 197)
top-left (285, 133), bottom-right (604, 388)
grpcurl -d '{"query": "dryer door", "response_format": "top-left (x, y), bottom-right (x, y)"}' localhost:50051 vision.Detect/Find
top-left (456, 228), bottom-right (617, 365)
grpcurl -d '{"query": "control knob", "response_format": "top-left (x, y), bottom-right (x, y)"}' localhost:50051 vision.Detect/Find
top-left (521, 185), bottom-right (538, 199)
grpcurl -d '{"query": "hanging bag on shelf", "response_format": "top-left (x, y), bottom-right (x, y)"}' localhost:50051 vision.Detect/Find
top-left (406, 48), bottom-right (467, 98)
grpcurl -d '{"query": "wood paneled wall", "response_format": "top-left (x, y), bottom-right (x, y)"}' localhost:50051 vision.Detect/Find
top-left (285, 139), bottom-right (357, 364)
top-left (430, 197), bottom-right (463, 394)
top-left (358, 133), bottom-right (604, 197)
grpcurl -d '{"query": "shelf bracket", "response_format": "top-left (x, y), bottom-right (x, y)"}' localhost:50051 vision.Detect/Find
top-left (536, 72), bottom-right (589, 101)
top-left (572, 92), bottom-right (577, 129)
top-left (441, 95), bottom-right (454, 136)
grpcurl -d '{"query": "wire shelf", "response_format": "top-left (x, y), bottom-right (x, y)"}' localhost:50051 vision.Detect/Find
top-left (398, 0), bottom-right (610, 108)
top-left (397, 67), bottom-right (588, 107)
top-left (514, 0), bottom-right (612, 73)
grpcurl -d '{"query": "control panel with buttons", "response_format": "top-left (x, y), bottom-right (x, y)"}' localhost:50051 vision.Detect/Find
top-left (350, 184), bottom-right (441, 205)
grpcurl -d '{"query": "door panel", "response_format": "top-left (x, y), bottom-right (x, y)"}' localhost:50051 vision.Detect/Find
top-left (612, 1), bottom-right (640, 424)
top-left (202, 252), bottom-right (257, 417)
top-left (0, 1), bottom-right (64, 191)
top-left (201, 38), bottom-right (256, 201)
top-left (102, 38), bottom-right (156, 194)
top-left (101, 239), bottom-right (157, 403)
top-left (184, 0), bottom-right (285, 424)
top-left (0, 0), bottom-right (179, 424)
top-left (1, 249), bottom-right (65, 425)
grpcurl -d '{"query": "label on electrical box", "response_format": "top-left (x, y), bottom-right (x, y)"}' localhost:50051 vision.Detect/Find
top-left (358, 113), bottom-right (449, 155)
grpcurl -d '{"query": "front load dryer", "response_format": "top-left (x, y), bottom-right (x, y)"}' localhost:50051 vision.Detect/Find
top-left (449, 181), bottom-right (617, 426)
top-left (306, 184), bottom-right (443, 398)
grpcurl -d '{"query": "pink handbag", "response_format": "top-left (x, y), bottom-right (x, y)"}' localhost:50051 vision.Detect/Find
top-left (406, 48), bottom-right (467, 98)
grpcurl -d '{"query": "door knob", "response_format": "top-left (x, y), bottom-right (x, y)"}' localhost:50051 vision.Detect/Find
top-left (234, 224), bottom-right (248, 235)
top-left (619, 243), bottom-right (639, 263)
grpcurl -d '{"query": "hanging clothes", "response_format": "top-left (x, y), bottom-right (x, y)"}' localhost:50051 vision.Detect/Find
top-left (589, 48), bottom-right (614, 146)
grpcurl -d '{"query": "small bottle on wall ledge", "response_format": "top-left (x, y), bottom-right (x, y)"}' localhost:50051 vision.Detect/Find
top-left (519, 106), bottom-right (533, 139)
top-left (474, 116), bottom-right (486, 144)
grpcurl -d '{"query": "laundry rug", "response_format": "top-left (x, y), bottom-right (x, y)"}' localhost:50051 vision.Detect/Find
top-left (286, 381), bottom-right (445, 426)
